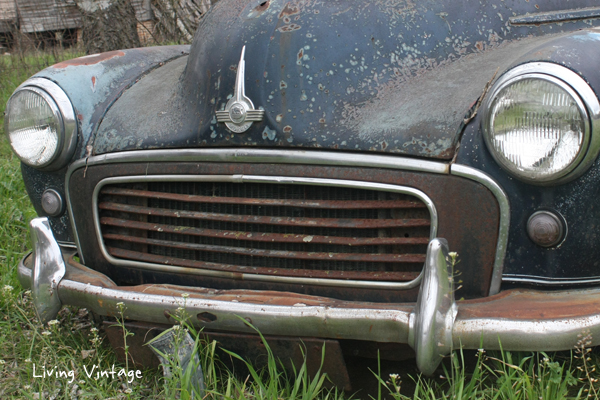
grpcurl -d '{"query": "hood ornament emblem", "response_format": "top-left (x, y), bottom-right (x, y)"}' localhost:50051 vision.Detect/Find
top-left (216, 46), bottom-right (264, 133)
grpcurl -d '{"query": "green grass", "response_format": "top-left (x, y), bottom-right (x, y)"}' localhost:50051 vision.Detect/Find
top-left (2, 49), bottom-right (600, 400)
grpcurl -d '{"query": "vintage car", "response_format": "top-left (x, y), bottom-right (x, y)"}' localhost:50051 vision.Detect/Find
top-left (7, 0), bottom-right (600, 386)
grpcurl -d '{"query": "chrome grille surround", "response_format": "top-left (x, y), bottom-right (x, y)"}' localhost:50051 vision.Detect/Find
top-left (92, 175), bottom-right (438, 290)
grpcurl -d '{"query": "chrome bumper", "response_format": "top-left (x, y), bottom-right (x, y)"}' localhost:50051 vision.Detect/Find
top-left (19, 217), bottom-right (600, 375)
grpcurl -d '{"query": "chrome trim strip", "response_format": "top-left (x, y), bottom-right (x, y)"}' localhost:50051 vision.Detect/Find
top-left (65, 149), bottom-right (449, 268)
top-left (68, 148), bottom-right (450, 174)
top-left (13, 77), bottom-right (78, 171)
top-left (58, 241), bottom-right (78, 250)
top-left (509, 7), bottom-right (600, 25)
top-left (92, 174), bottom-right (438, 290)
top-left (503, 275), bottom-right (600, 286)
top-left (450, 164), bottom-right (509, 295)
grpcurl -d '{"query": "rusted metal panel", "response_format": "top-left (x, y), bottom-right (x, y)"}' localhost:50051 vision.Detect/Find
top-left (101, 216), bottom-right (430, 246)
top-left (52, 51), bottom-right (126, 68)
top-left (64, 253), bottom-right (117, 288)
top-left (459, 289), bottom-right (600, 320)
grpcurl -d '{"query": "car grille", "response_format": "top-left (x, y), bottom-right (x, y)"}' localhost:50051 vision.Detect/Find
top-left (97, 180), bottom-right (432, 283)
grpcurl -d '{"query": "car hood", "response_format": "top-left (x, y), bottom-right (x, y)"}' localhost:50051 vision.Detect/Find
top-left (94, 0), bottom-right (600, 159)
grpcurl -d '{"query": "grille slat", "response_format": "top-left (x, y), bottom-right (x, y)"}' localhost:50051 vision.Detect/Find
top-left (98, 202), bottom-right (431, 229)
top-left (101, 187), bottom-right (426, 210)
top-left (107, 247), bottom-right (423, 281)
top-left (103, 233), bottom-right (427, 263)
top-left (98, 181), bottom-right (432, 283)
top-left (101, 217), bottom-right (431, 246)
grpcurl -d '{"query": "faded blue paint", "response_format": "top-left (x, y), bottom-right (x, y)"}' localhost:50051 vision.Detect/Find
top-left (33, 46), bottom-right (189, 159)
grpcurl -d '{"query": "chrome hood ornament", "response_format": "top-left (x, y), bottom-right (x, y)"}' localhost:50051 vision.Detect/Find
top-left (216, 46), bottom-right (264, 133)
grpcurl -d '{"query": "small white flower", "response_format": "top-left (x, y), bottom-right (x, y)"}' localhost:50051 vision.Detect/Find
top-left (177, 307), bottom-right (184, 312)
top-left (78, 380), bottom-right (85, 385)
top-left (41, 331), bottom-right (51, 336)
top-left (124, 388), bottom-right (133, 394)
top-left (116, 302), bottom-right (124, 306)
top-left (389, 373), bottom-right (399, 379)
top-left (0, 359), bottom-right (5, 365)
top-left (3, 285), bottom-right (13, 292)
top-left (181, 293), bottom-right (190, 299)
top-left (47, 320), bottom-right (59, 326)
top-left (23, 385), bottom-right (31, 390)
top-left (448, 252), bottom-right (458, 258)
top-left (24, 290), bottom-right (31, 296)
top-left (90, 327), bottom-right (98, 333)
top-left (25, 358), bottom-right (31, 363)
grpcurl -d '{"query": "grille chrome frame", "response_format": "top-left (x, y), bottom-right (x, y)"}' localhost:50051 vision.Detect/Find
top-left (92, 174), bottom-right (438, 290)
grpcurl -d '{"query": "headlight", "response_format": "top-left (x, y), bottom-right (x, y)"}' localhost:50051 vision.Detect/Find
top-left (4, 78), bottom-right (77, 170)
top-left (483, 63), bottom-right (600, 184)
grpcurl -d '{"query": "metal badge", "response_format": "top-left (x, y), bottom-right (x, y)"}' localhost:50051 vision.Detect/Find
top-left (216, 46), bottom-right (264, 133)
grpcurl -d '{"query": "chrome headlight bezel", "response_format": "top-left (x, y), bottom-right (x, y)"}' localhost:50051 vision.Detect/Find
top-left (482, 62), bottom-right (600, 185)
top-left (4, 78), bottom-right (77, 170)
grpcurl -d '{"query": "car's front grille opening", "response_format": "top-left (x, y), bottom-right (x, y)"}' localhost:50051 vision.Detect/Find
top-left (97, 180), bottom-right (432, 283)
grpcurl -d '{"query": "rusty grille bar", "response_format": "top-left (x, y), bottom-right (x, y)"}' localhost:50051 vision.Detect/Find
top-left (97, 180), bottom-right (432, 282)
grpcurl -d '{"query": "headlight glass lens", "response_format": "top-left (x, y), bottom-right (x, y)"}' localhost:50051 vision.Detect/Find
top-left (5, 88), bottom-right (62, 167)
top-left (485, 77), bottom-right (587, 182)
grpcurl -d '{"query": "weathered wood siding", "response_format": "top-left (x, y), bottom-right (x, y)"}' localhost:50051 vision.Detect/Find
top-left (0, 0), bottom-right (18, 32)
top-left (17, 0), bottom-right (82, 33)
top-left (132, 0), bottom-right (153, 21)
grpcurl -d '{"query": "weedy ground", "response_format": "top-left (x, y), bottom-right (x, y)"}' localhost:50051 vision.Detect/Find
top-left (1, 48), bottom-right (600, 400)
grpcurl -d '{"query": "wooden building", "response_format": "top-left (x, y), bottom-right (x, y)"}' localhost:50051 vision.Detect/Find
top-left (0, 0), bottom-right (209, 48)
top-left (0, 0), bottom-right (18, 33)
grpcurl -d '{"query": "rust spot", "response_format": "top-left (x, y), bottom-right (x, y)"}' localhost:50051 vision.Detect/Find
top-left (52, 50), bottom-right (125, 68)
top-left (283, 125), bottom-right (292, 133)
top-left (475, 41), bottom-right (484, 51)
top-left (279, 2), bottom-right (300, 18)
top-left (77, 114), bottom-right (84, 121)
top-left (276, 114), bottom-right (283, 122)
top-left (319, 118), bottom-right (326, 124)
top-left (283, 16), bottom-right (291, 24)
top-left (298, 49), bottom-right (304, 59)
top-left (91, 76), bottom-right (96, 86)
top-left (278, 24), bottom-right (301, 32)
top-left (164, 310), bottom-right (172, 319)
top-left (245, 317), bottom-right (253, 324)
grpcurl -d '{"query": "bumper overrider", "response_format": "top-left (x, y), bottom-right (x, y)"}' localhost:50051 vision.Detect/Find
top-left (19, 217), bottom-right (600, 375)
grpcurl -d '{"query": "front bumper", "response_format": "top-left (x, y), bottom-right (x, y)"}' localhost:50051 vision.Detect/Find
top-left (19, 217), bottom-right (600, 374)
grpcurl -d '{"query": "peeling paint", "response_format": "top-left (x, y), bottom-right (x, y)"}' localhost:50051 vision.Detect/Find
top-left (52, 51), bottom-right (125, 68)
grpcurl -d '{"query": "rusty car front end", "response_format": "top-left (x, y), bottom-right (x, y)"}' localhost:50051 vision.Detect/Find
top-left (8, 0), bottom-right (600, 378)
